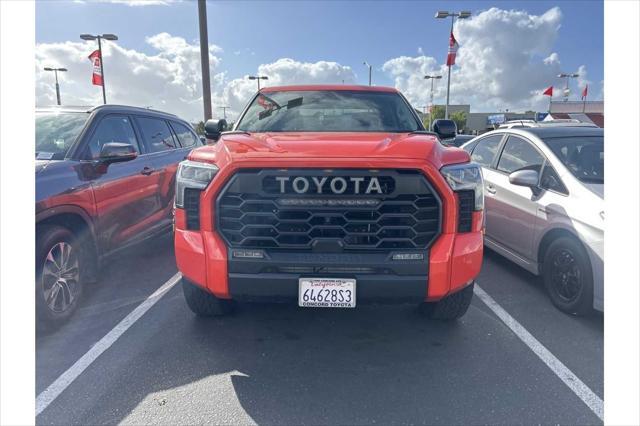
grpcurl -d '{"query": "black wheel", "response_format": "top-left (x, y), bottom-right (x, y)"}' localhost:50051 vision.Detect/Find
top-left (542, 236), bottom-right (593, 315)
top-left (36, 225), bottom-right (84, 330)
top-left (420, 282), bottom-right (474, 320)
top-left (182, 278), bottom-right (234, 317)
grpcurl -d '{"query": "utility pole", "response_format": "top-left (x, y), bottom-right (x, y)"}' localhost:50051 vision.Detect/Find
top-left (363, 61), bottom-right (372, 86)
top-left (424, 74), bottom-right (442, 130)
top-left (43, 67), bottom-right (67, 105)
top-left (198, 0), bottom-right (212, 120)
top-left (80, 33), bottom-right (118, 104)
top-left (435, 10), bottom-right (471, 119)
top-left (218, 106), bottom-right (230, 119)
top-left (248, 75), bottom-right (268, 91)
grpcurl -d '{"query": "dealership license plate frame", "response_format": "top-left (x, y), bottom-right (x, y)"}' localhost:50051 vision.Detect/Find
top-left (298, 278), bottom-right (356, 308)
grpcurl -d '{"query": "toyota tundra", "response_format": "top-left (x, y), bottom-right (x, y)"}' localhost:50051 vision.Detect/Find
top-left (174, 85), bottom-right (484, 319)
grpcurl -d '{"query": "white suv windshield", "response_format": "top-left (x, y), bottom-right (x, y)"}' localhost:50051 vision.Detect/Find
top-left (235, 90), bottom-right (421, 133)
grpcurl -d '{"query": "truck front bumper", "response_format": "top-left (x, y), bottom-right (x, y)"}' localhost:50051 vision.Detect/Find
top-left (174, 209), bottom-right (483, 303)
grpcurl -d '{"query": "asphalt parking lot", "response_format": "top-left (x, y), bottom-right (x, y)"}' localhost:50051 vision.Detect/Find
top-left (35, 233), bottom-right (603, 425)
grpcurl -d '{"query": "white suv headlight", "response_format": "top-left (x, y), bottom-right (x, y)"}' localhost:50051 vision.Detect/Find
top-left (440, 163), bottom-right (484, 210)
top-left (175, 160), bottom-right (219, 208)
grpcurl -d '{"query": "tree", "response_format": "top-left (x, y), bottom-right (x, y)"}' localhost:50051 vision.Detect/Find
top-left (424, 105), bottom-right (445, 128)
top-left (450, 111), bottom-right (467, 133)
top-left (425, 106), bottom-right (466, 133)
top-left (193, 121), bottom-right (205, 135)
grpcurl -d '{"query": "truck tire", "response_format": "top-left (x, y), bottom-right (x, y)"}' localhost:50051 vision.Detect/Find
top-left (542, 236), bottom-right (593, 315)
top-left (182, 278), bottom-right (234, 317)
top-left (36, 225), bottom-right (84, 330)
top-left (420, 282), bottom-right (474, 320)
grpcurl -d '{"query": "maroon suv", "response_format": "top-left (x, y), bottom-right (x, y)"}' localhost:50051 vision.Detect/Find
top-left (35, 105), bottom-right (202, 328)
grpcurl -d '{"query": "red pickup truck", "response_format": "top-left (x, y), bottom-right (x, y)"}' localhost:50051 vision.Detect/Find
top-left (174, 85), bottom-right (484, 319)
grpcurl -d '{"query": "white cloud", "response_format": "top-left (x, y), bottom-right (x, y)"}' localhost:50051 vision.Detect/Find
top-left (36, 33), bottom-right (223, 122)
top-left (223, 58), bottom-right (357, 119)
top-left (383, 7), bottom-right (596, 112)
top-left (74, 0), bottom-right (180, 6)
top-left (36, 37), bottom-right (356, 123)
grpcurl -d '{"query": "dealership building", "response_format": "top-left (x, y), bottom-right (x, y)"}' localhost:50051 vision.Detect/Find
top-left (417, 100), bottom-right (604, 134)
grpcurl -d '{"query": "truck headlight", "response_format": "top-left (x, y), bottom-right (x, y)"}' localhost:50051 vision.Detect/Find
top-left (440, 163), bottom-right (484, 210)
top-left (175, 160), bottom-right (218, 208)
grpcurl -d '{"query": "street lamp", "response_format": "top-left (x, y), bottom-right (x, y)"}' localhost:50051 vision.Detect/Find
top-left (435, 10), bottom-right (472, 119)
top-left (43, 67), bottom-right (67, 105)
top-left (424, 74), bottom-right (442, 130)
top-left (80, 33), bottom-right (118, 104)
top-left (363, 61), bottom-right (372, 86)
top-left (248, 75), bottom-right (269, 91)
top-left (558, 72), bottom-right (580, 102)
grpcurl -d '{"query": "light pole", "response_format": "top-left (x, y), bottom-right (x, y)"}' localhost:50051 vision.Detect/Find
top-left (197, 0), bottom-right (212, 121)
top-left (424, 74), bottom-right (442, 130)
top-left (248, 75), bottom-right (269, 91)
top-left (363, 61), bottom-right (372, 86)
top-left (80, 33), bottom-right (118, 104)
top-left (558, 72), bottom-right (579, 102)
top-left (43, 67), bottom-right (67, 105)
top-left (435, 10), bottom-right (471, 119)
top-left (218, 106), bottom-right (230, 120)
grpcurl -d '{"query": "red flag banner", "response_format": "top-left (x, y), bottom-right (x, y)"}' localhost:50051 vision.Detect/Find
top-left (446, 32), bottom-right (459, 66)
top-left (88, 50), bottom-right (103, 86)
top-left (581, 84), bottom-right (588, 100)
top-left (542, 86), bottom-right (553, 97)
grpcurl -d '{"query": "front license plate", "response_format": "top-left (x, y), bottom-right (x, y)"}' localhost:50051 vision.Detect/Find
top-left (298, 278), bottom-right (356, 308)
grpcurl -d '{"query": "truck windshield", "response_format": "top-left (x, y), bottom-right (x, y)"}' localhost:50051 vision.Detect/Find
top-left (235, 90), bottom-right (422, 133)
top-left (543, 136), bottom-right (604, 183)
top-left (36, 112), bottom-right (89, 160)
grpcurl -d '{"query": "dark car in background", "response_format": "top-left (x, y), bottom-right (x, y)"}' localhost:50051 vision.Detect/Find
top-left (36, 105), bottom-right (202, 328)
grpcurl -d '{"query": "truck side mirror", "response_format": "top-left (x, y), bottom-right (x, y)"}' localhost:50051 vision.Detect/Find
top-left (204, 119), bottom-right (228, 142)
top-left (432, 119), bottom-right (457, 142)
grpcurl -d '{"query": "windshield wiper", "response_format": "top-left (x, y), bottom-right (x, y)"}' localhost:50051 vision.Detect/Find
top-left (258, 96), bottom-right (303, 120)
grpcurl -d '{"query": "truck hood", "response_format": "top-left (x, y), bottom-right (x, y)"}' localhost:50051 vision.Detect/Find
top-left (193, 132), bottom-right (469, 169)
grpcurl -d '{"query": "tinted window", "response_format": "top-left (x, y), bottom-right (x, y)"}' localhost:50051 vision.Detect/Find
top-left (36, 113), bottom-right (89, 159)
top-left (236, 90), bottom-right (421, 132)
top-left (543, 136), bottom-right (603, 183)
top-left (171, 122), bottom-right (199, 148)
top-left (540, 164), bottom-right (568, 194)
top-left (497, 136), bottom-right (544, 174)
top-left (137, 117), bottom-right (177, 153)
top-left (86, 115), bottom-right (139, 160)
top-left (470, 135), bottom-right (503, 167)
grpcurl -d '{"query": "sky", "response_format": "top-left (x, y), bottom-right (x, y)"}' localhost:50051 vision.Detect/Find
top-left (35, 0), bottom-right (604, 122)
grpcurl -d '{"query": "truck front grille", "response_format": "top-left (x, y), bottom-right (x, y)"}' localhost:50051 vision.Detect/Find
top-left (216, 169), bottom-right (441, 251)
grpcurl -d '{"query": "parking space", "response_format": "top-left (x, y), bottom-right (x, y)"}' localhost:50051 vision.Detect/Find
top-left (36, 236), bottom-right (603, 425)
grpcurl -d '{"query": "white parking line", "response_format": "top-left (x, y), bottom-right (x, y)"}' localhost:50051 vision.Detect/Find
top-left (35, 272), bottom-right (182, 417)
top-left (474, 284), bottom-right (604, 421)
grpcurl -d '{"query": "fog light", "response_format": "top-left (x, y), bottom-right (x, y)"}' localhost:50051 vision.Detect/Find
top-left (232, 250), bottom-right (265, 259)
top-left (392, 253), bottom-right (424, 261)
